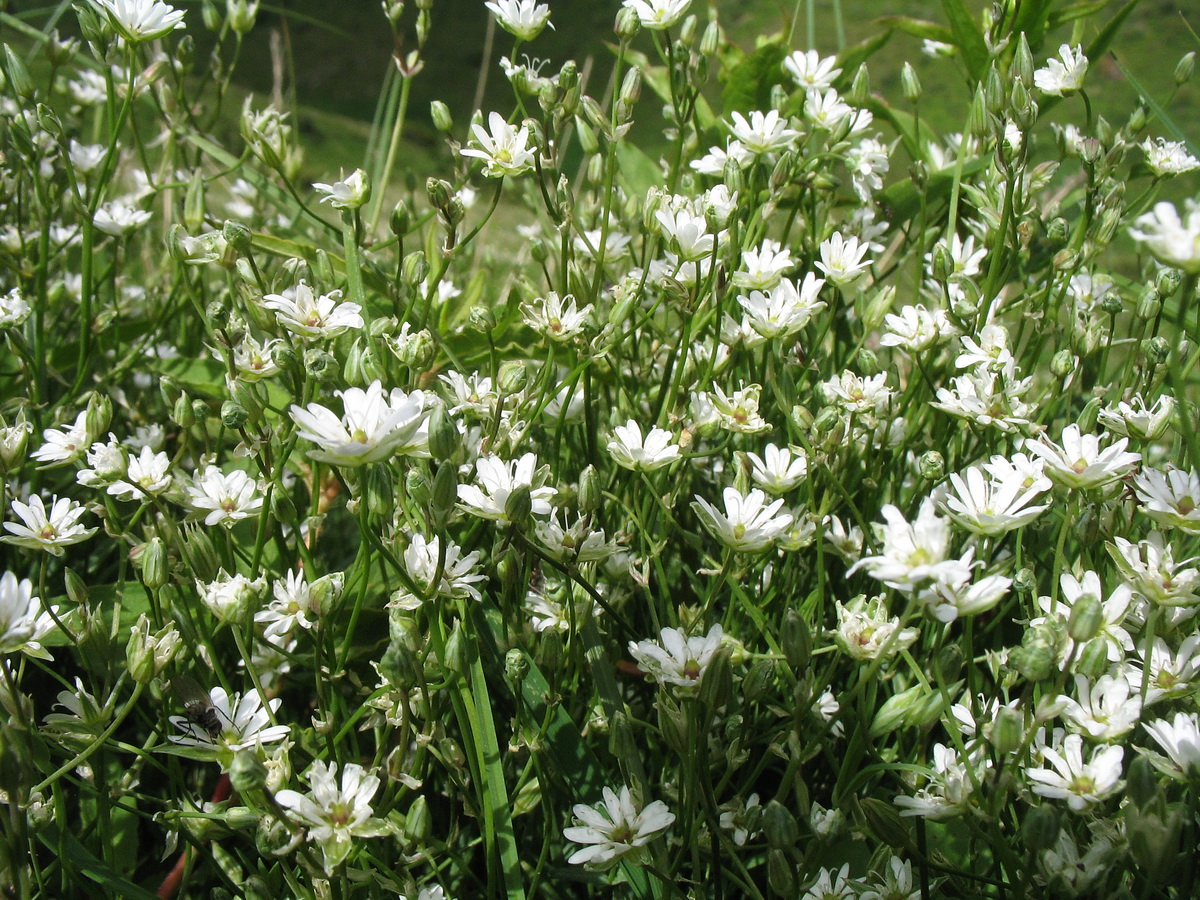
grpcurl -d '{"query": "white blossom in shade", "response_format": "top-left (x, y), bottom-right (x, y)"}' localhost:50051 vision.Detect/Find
top-left (389, 534), bottom-right (487, 609)
top-left (262, 281), bottom-right (364, 340)
top-left (822, 514), bottom-right (864, 563)
top-left (1056, 673), bottom-right (1142, 742)
top-left (108, 446), bottom-right (172, 501)
top-left (1034, 44), bottom-right (1088, 95)
top-left (833, 595), bottom-right (919, 661)
top-left (460, 112), bottom-right (536, 178)
top-left (535, 512), bottom-right (618, 564)
top-left (521, 291), bottom-right (591, 342)
top-left (628, 623), bottom-right (723, 690)
top-left (563, 785), bottom-right (675, 870)
top-left (187, 467), bottom-right (264, 529)
top-left (1143, 712), bottom-right (1200, 779)
top-left (738, 273), bottom-right (826, 339)
top-left (1023, 424), bottom-right (1140, 492)
top-left (800, 865), bottom-right (854, 900)
top-left (731, 240), bottom-right (794, 291)
top-left (933, 369), bottom-right (1037, 433)
top-left (398, 887), bottom-right (449, 900)
top-left (457, 453), bottom-right (557, 524)
top-left (75, 437), bottom-right (126, 489)
top-left (0, 288), bottom-right (29, 328)
top-left (803, 87), bottom-right (853, 131)
top-left (860, 857), bottom-right (920, 900)
top-left (954, 324), bottom-right (1015, 375)
top-left (1129, 200), bottom-right (1200, 274)
top-left (1132, 636), bottom-right (1200, 705)
top-left (93, 199), bottom-right (151, 236)
top-left (845, 137), bottom-right (890, 201)
top-left (1033, 571), bottom-right (1133, 664)
top-left (231, 335), bottom-right (283, 382)
top-left (289, 382), bottom-right (431, 466)
top-left (92, 0), bottom-right (186, 42)
top-left (485, 0), bottom-right (551, 40)
top-left (1027, 733), bottom-right (1122, 812)
top-left (879, 304), bottom-right (957, 352)
top-left (1108, 531), bottom-right (1200, 608)
top-left (31, 411), bottom-right (91, 466)
top-left (690, 140), bottom-right (752, 175)
top-left (718, 792), bottom-right (761, 847)
top-left (621, 0), bottom-right (691, 30)
top-left (440, 370), bottom-right (498, 418)
top-left (937, 463), bottom-right (1050, 536)
top-left (654, 207), bottom-right (714, 261)
top-left (2, 495), bottom-right (96, 557)
top-left (1133, 467), bottom-right (1200, 533)
top-left (68, 141), bottom-right (105, 174)
top-left (782, 49), bottom-right (841, 90)
top-left (691, 487), bottom-right (793, 553)
top-left (274, 761), bottom-right (388, 873)
top-left (850, 499), bottom-right (969, 593)
top-left (727, 110), bottom-right (800, 155)
top-left (893, 742), bottom-right (987, 820)
top-left (921, 571), bottom-right (1011, 624)
top-left (824, 371), bottom-right (893, 419)
top-left (168, 685), bottom-right (289, 752)
top-left (745, 443), bottom-right (808, 494)
top-left (1142, 137), bottom-right (1200, 177)
top-left (1096, 393), bottom-right (1174, 441)
top-left (1038, 824), bottom-right (1122, 896)
top-left (706, 384), bottom-right (771, 434)
top-left (815, 232), bottom-right (872, 287)
top-left (606, 420), bottom-right (680, 472)
top-left (0, 571), bottom-right (57, 659)
top-left (312, 168), bottom-right (369, 210)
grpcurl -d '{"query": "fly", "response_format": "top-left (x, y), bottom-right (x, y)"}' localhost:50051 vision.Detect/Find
top-left (171, 675), bottom-right (224, 740)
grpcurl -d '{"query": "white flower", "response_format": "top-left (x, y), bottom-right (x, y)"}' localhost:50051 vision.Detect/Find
top-left (68, 141), bottom-right (105, 174)
top-left (707, 383), bottom-right (770, 434)
top-left (801, 865), bottom-right (854, 900)
top-left (31, 411), bottom-right (91, 466)
top-left (1143, 712), bottom-right (1200, 779)
top-left (275, 761), bottom-right (389, 872)
top-left (232, 335), bottom-right (283, 382)
top-left (1129, 200), bottom-right (1200, 274)
top-left (803, 87), bottom-right (853, 131)
top-left (108, 446), bottom-right (172, 500)
top-left (563, 785), bottom-right (675, 869)
top-left (860, 856), bottom-right (919, 900)
top-left (732, 240), bottom-right (794, 291)
top-left (833, 595), bottom-right (919, 661)
top-left (894, 742), bottom-right (987, 819)
top-left (938, 463), bottom-right (1050, 536)
top-left (0, 571), bottom-right (57, 658)
top-left (745, 443), bottom-right (808, 494)
top-left (197, 570), bottom-right (267, 624)
top-left (390, 534), bottom-right (487, 609)
top-left (655, 207), bottom-right (714, 262)
top-left (168, 685), bottom-right (290, 752)
top-left (1133, 467), bottom-right (1200, 533)
top-left (737, 273), bottom-right (826, 339)
top-left (955, 324), bottom-right (1015, 375)
top-left (921, 571), bottom-right (1010, 624)
top-left (816, 232), bottom-right (872, 287)
top-left (879, 304), bottom-right (958, 352)
top-left (2, 495), bottom-right (97, 557)
top-left (782, 50), bottom-right (840, 90)
top-left (534, 512), bottom-right (618, 564)
top-left (255, 570), bottom-right (337, 638)
top-left (1034, 44), bottom-right (1088, 95)
top-left (0, 288), bottom-right (29, 328)
top-left (606, 420), bottom-right (680, 472)
top-left (691, 487), bottom-right (793, 553)
top-left (461, 112), bottom-right (536, 178)
top-left (1133, 636), bottom-right (1200, 704)
top-left (728, 110), bottom-right (800, 155)
top-left (620, 0), bottom-right (691, 30)
top-left (850, 499), bottom-right (969, 593)
top-left (1024, 424), bottom-right (1140, 492)
top-left (1109, 532), bottom-right (1200, 608)
top-left (933, 369), bottom-right (1037, 433)
top-left (628, 624), bottom-right (723, 690)
top-left (485, 0), bottom-right (551, 41)
top-left (75, 437), bottom-right (126, 489)
top-left (262, 281), bottom-right (364, 339)
top-left (92, 0), bottom-right (185, 42)
top-left (312, 169), bottom-right (369, 210)
top-left (187, 467), bottom-right (263, 529)
top-left (1057, 673), bottom-right (1142, 741)
top-left (1026, 733), bottom-right (1123, 812)
top-left (1097, 393), bottom-right (1174, 441)
top-left (1142, 138), bottom-right (1200, 177)
top-left (456, 453), bottom-right (556, 524)
top-left (521, 292), bottom-right (591, 342)
top-left (289, 382), bottom-right (431, 466)
top-left (93, 199), bottom-right (151, 236)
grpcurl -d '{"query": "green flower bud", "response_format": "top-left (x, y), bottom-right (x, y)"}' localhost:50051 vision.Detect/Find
top-left (402, 250), bottom-right (429, 288)
top-left (504, 648), bottom-right (529, 687)
top-left (405, 795), bottom-right (432, 843)
top-left (229, 749), bottom-right (267, 793)
top-left (1046, 217), bottom-right (1069, 244)
top-left (1050, 348), bottom-right (1076, 378)
top-left (1144, 336), bottom-right (1171, 366)
top-left (860, 797), bottom-right (915, 851)
top-left (179, 524), bottom-right (220, 583)
top-left (917, 450), bottom-right (945, 483)
top-left (2, 46), bottom-right (33, 100)
top-left (201, 0), bottom-right (222, 31)
top-left (1011, 638), bottom-right (1055, 682)
top-left (365, 462), bottom-right (394, 518)
top-left (85, 393), bottom-right (112, 437)
top-left (1074, 636), bottom-right (1110, 679)
top-left (741, 658), bottom-right (774, 703)
top-left (221, 399), bottom-right (249, 430)
top-left (171, 391), bottom-right (195, 428)
top-left (966, 86), bottom-right (990, 137)
top-left (990, 706), bottom-right (1024, 755)
top-left (849, 63), bottom-right (870, 105)
top-left (222, 219), bottom-right (252, 255)
top-left (126, 614), bottom-right (182, 684)
top-left (900, 61), bottom-right (921, 103)
top-left (656, 693), bottom-right (689, 753)
top-left (614, 5), bottom-right (640, 39)
top-left (1137, 287), bottom-right (1162, 321)
top-left (427, 405), bottom-right (460, 463)
top-left (1126, 754), bottom-right (1160, 810)
top-left (64, 567), bottom-right (89, 605)
top-left (467, 306), bottom-right (496, 334)
top-left (443, 622), bottom-right (473, 679)
top-left (1175, 51), bottom-right (1195, 86)
top-left (574, 117), bottom-right (599, 155)
top-left (577, 465), bottom-right (602, 514)
top-left (429, 461), bottom-right (458, 527)
top-left (270, 486), bottom-right (297, 525)
top-left (1126, 799), bottom-right (1183, 882)
top-left (498, 360), bottom-right (527, 394)
top-left (406, 467), bottom-right (432, 510)
top-left (762, 799), bottom-right (799, 849)
top-left (426, 177), bottom-right (452, 211)
top-left (1013, 33), bottom-right (1034, 85)
top-left (136, 537), bottom-right (171, 590)
top-left (505, 485), bottom-right (533, 527)
top-left (429, 100), bottom-right (453, 133)
top-left (303, 348), bottom-right (338, 381)
top-left (698, 645), bottom-right (732, 711)
top-left (537, 628), bottom-right (563, 672)
top-left (936, 643), bottom-right (964, 681)
top-left (767, 849), bottom-right (796, 896)
top-left (380, 635), bottom-right (420, 688)
top-left (1021, 805), bottom-right (1060, 852)
top-left (781, 608), bottom-right (811, 671)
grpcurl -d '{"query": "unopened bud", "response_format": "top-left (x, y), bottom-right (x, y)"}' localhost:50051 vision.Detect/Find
top-left (1021, 805), bottom-right (1060, 852)
top-left (64, 567), bottom-right (89, 605)
top-left (900, 61), bottom-right (921, 103)
top-left (229, 749), bottom-right (267, 793)
top-left (918, 450), bottom-right (945, 482)
top-left (781, 609), bottom-right (811, 670)
top-left (429, 100), bottom-right (453, 133)
top-left (126, 614), bottom-right (181, 683)
top-left (1175, 51), bottom-right (1195, 86)
top-left (1126, 755), bottom-right (1160, 810)
top-left (578, 464), bottom-right (602, 513)
top-left (990, 706), bottom-right (1023, 755)
top-left (504, 485), bottom-right (533, 527)
top-left (614, 5), bottom-right (640, 40)
top-left (405, 795), bottom-right (432, 843)
top-left (1137, 287), bottom-right (1162, 321)
top-left (1144, 336), bottom-right (1171, 366)
top-left (1050, 348), bottom-right (1076, 378)
top-left (762, 800), bottom-right (799, 849)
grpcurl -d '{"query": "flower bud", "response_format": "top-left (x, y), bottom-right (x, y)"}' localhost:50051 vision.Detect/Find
top-left (504, 485), bottom-right (533, 527)
top-left (498, 360), bottom-right (527, 393)
top-left (1126, 799), bottom-right (1183, 882)
top-left (1021, 805), bottom-right (1060, 852)
top-left (762, 799), bottom-right (799, 849)
top-left (405, 467), bottom-right (431, 510)
top-left (1175, 51), bottom-right (1195, 86)
top-left (781, 608), bottom-right (811, 671)
top-left (2, 46), bottom-right (33, 100)
top-left (656, 692), bottom-right (689, 753)
top-left (405, 795), bottom-right (432, 844)
top-left (443, 621), bottom-right (474, 679)
top-left (900, 61), bottom-right (921, 103)
top-left (429, 461), bottom-right (458, 527)
top-left (429, 100), bottom-right (453, 133)
top-left (1013, 33), bottom-right (1034, 85)
top-left (767, 849), bottom-right (796, 896)
top-left (1010, 635), bottom-right (1055, 682)
top-left (270, 486), bottom-right (297, 524)
top-left (0, 419), bottom-right (31, 473)
top-left (990, 706), bottom-right (1023, 756)
top-left (85, 393), bottom-right (112, 438)
top-left (966, 86), bottom-right (990, 137)
top-left (179, 524), bottom-right (220, 583)
top-left (1144, 336), bottom-right (1170, 366)
top-left (1136, 287), bottom-right (1161, 321)
top-left (1126, 754), bottom-right (1160, 810)
top-left (126, 614), bottom-right (181, 684)
top-left (917, 450), bottom-right (945, 483)
top-left (848, 63), bottom-right (870, 105)
top-left (1049, 348), bottom-right (1076, 379)
top-left (1074, 637), bottom-right (1110, 679)
top-left (741, 658), bottom-right (774, 703)
top-left (221, 399), bottom-right (249, 430)
top-left (171, 391), bottom-right (195, 428)
top-left (504, 647), bottom-right (529, 687)
top-left (860, 797), bottom-right (914, 851)
top-left (365, 462), bottom-right (394, 518)
top-left (229, 748), bottom-right (267, 793)
top-left (402, 250), bottom-right (429, 287)
top-left (184, 171), bottom-right (206, 234)
top-left (426, 177), bottom-right (452, 211)
top-left (136, 537), bottom-right (170, 590)
top-left (614, 5), bottom-right (640, 40)
top-left (303, 348), bottom-right (338, 381)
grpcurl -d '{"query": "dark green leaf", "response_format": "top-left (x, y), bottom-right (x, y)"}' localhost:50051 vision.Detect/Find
top-left (721, 40), bottom-right (787, 115)
top-left (940, 0), bottom-right (990, 83)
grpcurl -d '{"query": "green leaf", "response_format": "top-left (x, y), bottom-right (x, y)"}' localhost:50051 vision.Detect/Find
top-left (721, 39), bottom-right (787, 115)
top-left (1011, 0), bottom-right (1054, 48)
top-left (614, 142), bottom-right (664, 200)
top-left (1046, 0), bottom-right (1111, 31)
top-left (834, 30), bottom-right (894, 89)
top-left (878, 158), bottom-right (989, 223)
top-left (940, 0), bottom-right (990, 84)
top-left (1112, 55), bottom-right (1198, 153)
top-left (872, 16), bottom-right (953, 43)
top-left (37, 826), bottom-right (162, 900)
